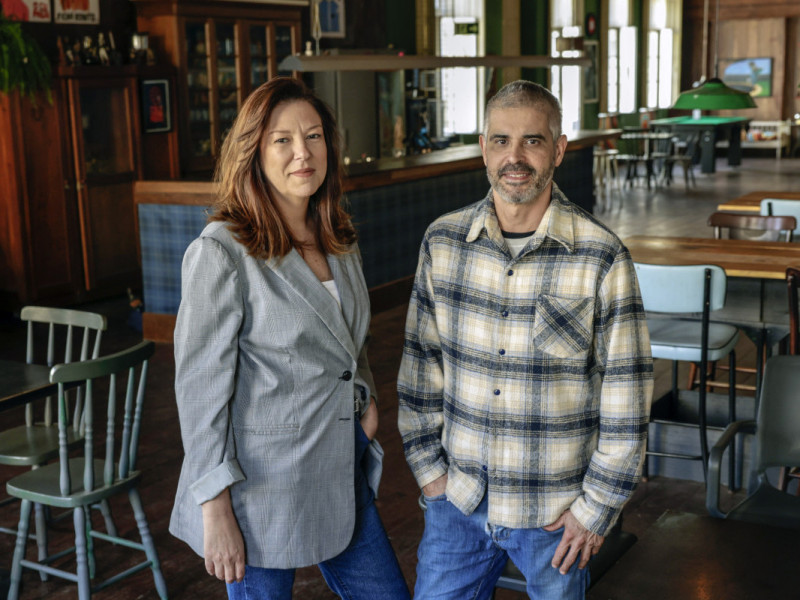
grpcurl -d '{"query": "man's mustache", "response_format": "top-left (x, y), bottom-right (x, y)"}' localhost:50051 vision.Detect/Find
top-left (498, 162), bottom-right (536, 176)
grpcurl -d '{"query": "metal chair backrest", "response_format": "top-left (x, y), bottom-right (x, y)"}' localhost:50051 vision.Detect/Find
top-left (754, 355), bottom-right (800, 472)
top-left (634, 263), bottom-right (727, 314)
top-left (49, 341), bottom-right (154, 496)
top-left (20, 306), bottom-right (106, 428)
top-left (707, 211), bottom-right (796, 242)
top-left (787, 267), bottom-right (800, 355)
top-left (760, 199), bottom-right (800, 237)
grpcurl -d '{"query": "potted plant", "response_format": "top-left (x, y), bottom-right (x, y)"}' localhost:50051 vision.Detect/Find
top-left (0, 8), bottom-right (52, 104)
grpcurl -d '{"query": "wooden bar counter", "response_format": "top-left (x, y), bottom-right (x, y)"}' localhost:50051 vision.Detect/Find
top-left (135, 131), bottom-right (620, 341)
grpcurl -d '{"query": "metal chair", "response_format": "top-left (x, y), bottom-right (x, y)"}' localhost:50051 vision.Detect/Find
top-left (0, 307), bottom-right (111, 571)
top-left (6, 341), bottom-right (168, 600)
top-left (686, 213), bottom-right (797, 396)
top-left (778, 267), bottom-right (800, 494)
top-left (760, 198), bottom-right (800, 238)
top-left (706, 355), bottom-right (800, 530)
top-left (658, 132), bottom-right (699, 191)
top-left (634, 263), bottom-right (740, 482)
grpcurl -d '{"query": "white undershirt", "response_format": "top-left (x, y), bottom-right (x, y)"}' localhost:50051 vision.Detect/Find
top-left (502, 232), bottom-right (536, 257)
top-left (321, 279), bottom-right (341, 308)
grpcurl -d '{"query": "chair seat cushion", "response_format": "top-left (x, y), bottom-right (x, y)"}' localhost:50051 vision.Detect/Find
top-left (0, 425), bottom-right (82, 466)
top-left (728, 483), bottom-right (800, 531)
top-left (647, 318), bottom-right (739, 362)
top-left (6, 458), bottom-right (140, 508)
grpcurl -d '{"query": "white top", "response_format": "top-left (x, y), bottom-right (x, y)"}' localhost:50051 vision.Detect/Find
top-left (321, 279), bottom-right (341, 308)
top-left (503, 232), bottom-right (536, 257)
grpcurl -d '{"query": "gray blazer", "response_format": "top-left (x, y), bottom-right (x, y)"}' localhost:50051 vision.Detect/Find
top-left (169, 221), bottom-right (380, 569)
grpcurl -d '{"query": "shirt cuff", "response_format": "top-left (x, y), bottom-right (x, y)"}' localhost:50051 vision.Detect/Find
top-left (414, 458), bottom-right (449, 490)
top-left (569, 495), bottom-right (618, 537)
top-left (189, 458), bottom-right (246, 505)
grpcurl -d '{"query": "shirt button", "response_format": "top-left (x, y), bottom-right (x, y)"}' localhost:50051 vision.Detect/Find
top-left (499, 349), bottom-right (505, 355)
top-left (340, 370), bottom-right (352, 381)
top-left (507, 269), bottom-right (514, 276)
top-left (502, 310), bottom-right (509, 317)
top-left (494, 389), bottom-right (500, 395)
top-left (482, 465), bottom-right (488, 472)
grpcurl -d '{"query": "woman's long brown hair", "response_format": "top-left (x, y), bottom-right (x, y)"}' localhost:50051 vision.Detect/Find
top-left (210, 77), bottom-right (357, 259)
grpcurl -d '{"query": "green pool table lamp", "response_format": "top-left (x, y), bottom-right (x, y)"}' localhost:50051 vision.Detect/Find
top-left (673, 77), bottom-right (757, 111)
top-left (672, 0), bottom-right (757, 112)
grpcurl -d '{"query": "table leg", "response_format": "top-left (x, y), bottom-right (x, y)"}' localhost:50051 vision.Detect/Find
top-left (700, 128), bottom-right (716, 173)
top-left (727, 124), bottom-right (744, 167)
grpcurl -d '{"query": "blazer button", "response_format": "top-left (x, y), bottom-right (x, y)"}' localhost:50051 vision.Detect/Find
top-left (340, 370), bottom-right (353, 381)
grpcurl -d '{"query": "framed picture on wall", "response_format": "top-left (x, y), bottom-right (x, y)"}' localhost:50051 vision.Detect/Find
top-left (719, 57), bottom-right (773, 98)
top-left (141, 79), bottom-right (171, 133)
top-left (583, 41), bottom-right (599, 103)
top-left (318, 0), bottom-right (345, 38)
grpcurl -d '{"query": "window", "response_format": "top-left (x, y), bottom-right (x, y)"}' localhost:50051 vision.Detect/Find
top-left (645, 0), bottom-right (681, 109)
top-left (550, 0), bottom-right (582, 134)
top-left (607, 0), bottom-right (637, 114)
top-left (437, 1), bottom-right (484, 136)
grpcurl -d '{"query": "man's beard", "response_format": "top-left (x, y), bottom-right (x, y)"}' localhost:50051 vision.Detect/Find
top-left (487, 159), bottom-right (555, 205)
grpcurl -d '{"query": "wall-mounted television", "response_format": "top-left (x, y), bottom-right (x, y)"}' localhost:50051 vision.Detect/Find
top-left (720, 57), bottom-right (773, 98)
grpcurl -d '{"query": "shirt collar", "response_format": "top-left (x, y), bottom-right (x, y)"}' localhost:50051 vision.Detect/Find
top-left (466, 182), bottom-right (576, 254)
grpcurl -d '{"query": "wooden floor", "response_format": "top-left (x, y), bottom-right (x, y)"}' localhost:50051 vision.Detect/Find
top-left (1, 155), bottom-right (798, 598)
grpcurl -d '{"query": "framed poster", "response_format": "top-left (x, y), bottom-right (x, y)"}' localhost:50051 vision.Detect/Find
top-left (141, 79), bottom-right (171, 133)
top-left (0, 0), bottom-right (51, 21)
top-left (53, 0), bottom-right (99, 24)
top-left (583, 40), bottom-right (599, 103)
top-left (720, 57), bottom-right (773, 98)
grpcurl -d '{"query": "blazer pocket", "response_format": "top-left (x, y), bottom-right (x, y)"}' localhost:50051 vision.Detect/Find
top-left (532, 294), bottom-right (594, 359)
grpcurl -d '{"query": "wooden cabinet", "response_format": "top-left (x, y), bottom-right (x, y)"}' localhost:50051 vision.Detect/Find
top-left (133, 1), bottom-right (302, 174)
top-left (62, 68), bottom-right (143, 294)
top-left (0, 65), bottom-right (178, 310)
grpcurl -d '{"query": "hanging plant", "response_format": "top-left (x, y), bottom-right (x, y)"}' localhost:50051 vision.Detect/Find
top-left (0, 9), bottom-right (53, 104)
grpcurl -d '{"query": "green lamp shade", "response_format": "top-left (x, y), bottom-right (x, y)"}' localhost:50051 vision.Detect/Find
top-left (673, 77), bottom-right (757, 110)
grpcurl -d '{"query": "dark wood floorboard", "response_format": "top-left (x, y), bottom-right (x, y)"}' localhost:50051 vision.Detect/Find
top-left (1, 157), bottom-right (797, 598)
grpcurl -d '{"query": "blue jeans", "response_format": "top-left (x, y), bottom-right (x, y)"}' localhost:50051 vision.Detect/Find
top-left (226, 424), bottom-right (410, 600)
top-left (415, 494), bottom-right (589, 600)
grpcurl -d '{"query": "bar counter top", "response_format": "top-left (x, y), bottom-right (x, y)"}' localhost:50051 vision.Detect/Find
top-left (134, 129), bottom-right (621, 204)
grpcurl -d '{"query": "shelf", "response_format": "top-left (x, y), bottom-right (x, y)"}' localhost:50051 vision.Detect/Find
top-left (279, 53), bottom-right (591, 72)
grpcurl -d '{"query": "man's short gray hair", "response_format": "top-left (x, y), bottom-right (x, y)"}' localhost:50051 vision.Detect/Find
top-left (483, 80), bottom-right (563, 141)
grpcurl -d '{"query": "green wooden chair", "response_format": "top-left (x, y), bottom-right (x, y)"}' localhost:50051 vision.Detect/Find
top-left (0, 306), bottom-right (110, 572)
top-left (6, 340), bottom-right (168, 600)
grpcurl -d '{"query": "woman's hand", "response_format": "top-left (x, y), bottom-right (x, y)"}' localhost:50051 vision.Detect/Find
top-left (359, 396), bottom-right (379, 440)
top-left (201, 488), bottom-right (246, 584)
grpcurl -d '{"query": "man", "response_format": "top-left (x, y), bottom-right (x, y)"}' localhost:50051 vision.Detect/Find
top-left (397, 80), bottom-right (653, 599)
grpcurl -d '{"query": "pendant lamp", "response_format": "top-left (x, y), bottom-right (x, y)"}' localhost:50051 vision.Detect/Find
top-left (672, 0), bottom-right (756, 110)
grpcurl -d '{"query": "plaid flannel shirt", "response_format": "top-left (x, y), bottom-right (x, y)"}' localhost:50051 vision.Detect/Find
top-left (397, 184), bottom-right (653, 536)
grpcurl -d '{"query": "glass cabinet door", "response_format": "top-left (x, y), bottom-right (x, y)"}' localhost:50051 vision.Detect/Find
top-left (275, 24), bottom-right (295, 77)
top-left (78, 86), bottom-right (135, 176)
top-left (185, 21), bottom-right (212, 159)
top-left (249, 24), bottom-right (270, 88)
top-left (215, 21), bottom-right (239, 145)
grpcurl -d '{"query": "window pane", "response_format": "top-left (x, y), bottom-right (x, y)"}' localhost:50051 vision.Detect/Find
top-left (619, 26), bottom-right (637, 113)
top-left (607, 29), bottom-right (619, 113)
top-left (658, 29), bottom-right (673, 107)
top-left (647, 30), bottom-right (659, 108)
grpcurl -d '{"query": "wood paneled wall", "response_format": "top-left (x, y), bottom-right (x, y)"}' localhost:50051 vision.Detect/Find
top-left (682, 0), bottom-right (800, 120)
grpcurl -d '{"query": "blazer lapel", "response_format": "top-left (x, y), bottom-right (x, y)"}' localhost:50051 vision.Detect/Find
top-left (265, 249), bottom-right (358, 361)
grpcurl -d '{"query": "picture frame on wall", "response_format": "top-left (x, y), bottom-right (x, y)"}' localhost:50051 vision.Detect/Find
top-left (583, 41), bottom-right (599, 103)
top-left (318, 0), bottom-right (345, 38)
top-left (141, 79), bottom-right (171, 133)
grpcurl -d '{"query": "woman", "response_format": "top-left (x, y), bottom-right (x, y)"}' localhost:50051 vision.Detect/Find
top-left (170, 77), bottom-right (410, 600)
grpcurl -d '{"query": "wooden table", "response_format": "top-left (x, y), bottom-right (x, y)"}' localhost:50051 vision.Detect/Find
top-left (587, 510), bottom-right (796, 599)
top-left (0, 359), bottom-right (54, 413)
top-left (625, 235), bottom-right (800, 279)
top-left (717, 190), bottom-right (800, 213)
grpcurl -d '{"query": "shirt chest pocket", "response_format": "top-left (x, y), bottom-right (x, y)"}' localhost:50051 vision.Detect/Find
top-left (532, 294), bottom-right (595, 359)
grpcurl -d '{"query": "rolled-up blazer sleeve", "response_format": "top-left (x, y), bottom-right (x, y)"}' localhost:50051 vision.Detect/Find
top-left (174, 235), bottom-right (246, 505)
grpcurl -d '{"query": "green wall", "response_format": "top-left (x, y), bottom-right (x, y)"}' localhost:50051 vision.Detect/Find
top-left (384, 0), bottom-right (416, 53)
